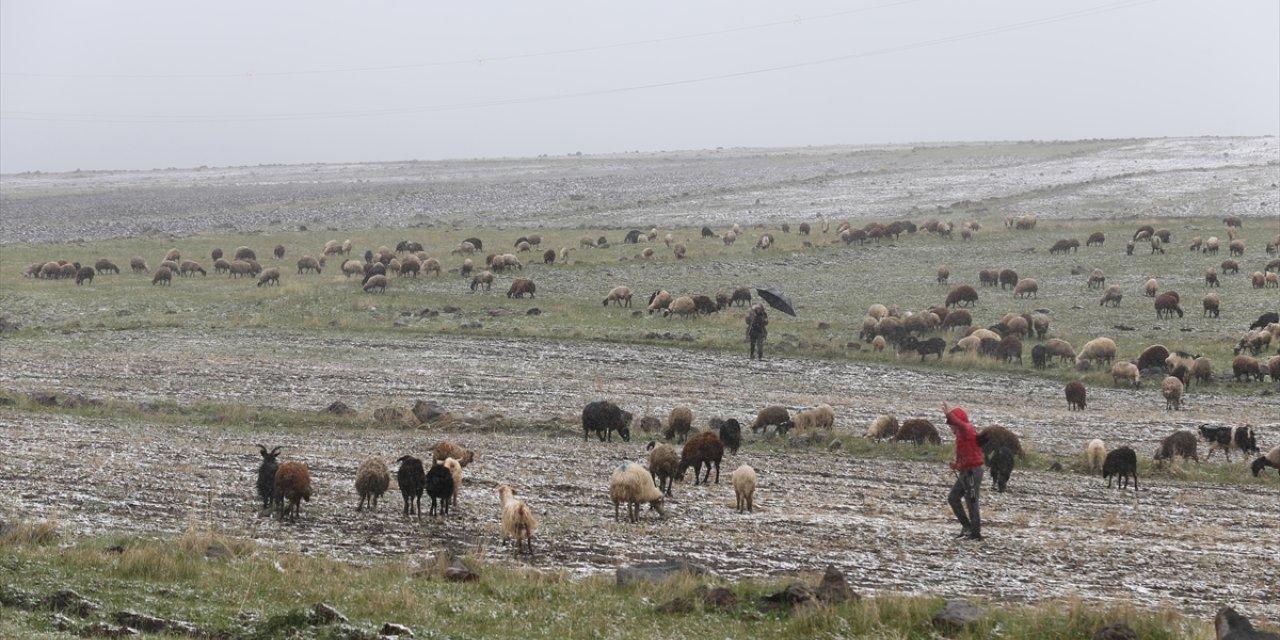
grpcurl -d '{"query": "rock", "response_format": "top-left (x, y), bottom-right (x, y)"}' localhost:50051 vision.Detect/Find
top-left (441, 305), bottom-right (461, 314)
top-left (0, 316), bottom-right (20, 332)
top-left (703, 587), bottom-right (738, 611)
top-left (655, 597), bottom-right (694, 614)
top-left (814, 565), bottom-right (857, 604)
top-left (78, 621), bottom-right (138, 637)
top-left (932, 600), bottom-right (983, 629)
top-left (616, 559), bottom-right (711, 587)
top-left (113, 611), bottom-right (167, 633)
top-left (487, 308), bottom-right (510, 317)
top-left (826, 439), bottom-right (843, 452)
top-left (329, 623), bottom-right (378, 640)
top-left (204, 544), bottom-right (230, 560)
top-left (373, 407), bottom-right (405, 424)
top-left (29, 392), bottom-right (58, 407)
top-left (43, 588), bottom-right (100, 616)
top-left (639, 416), bottom-right (661, 433)
top-left (757, 583), bottom-right (816, 613)
top-left (444, 560), bottom-right (478, 582)
top-left (411, 400), bottom-right (446, 424)
top-left (164, 301), bottom-right (178, 314)
top-left (309, 602), bottom-right (348, 625)
top-left (51, 612), bottom-right (75, 631)
top-left (817, 322), bottom-right (831, 329)
top-left (322, 401), bottom-right (357, 417)
top-left (1093, 622), bottom-right (1138, 640)
top-left (526, 308), bottom-right (542, 316)
top-left (380, 622), bottom-right (414, 637)
top-left (1049, 462), bottom-right (1064, 472)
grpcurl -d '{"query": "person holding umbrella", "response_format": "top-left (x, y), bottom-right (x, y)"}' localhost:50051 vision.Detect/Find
top-left (746, 303), bottom-right (768, 360)
top-left (943, 402), bottom-right (984, 540)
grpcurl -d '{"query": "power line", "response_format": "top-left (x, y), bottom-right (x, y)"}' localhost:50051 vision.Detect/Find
top-left (0, 0), bottom-right (1160, 124)
top-left (0, 0), bottom-right (922, 80)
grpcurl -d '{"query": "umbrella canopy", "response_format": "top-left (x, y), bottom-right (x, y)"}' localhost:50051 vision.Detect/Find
top-left (755, 287), bottom-right (796, 316)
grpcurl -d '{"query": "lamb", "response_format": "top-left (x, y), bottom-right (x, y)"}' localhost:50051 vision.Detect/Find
top-left (610, 463), bottom-right (666, 523)
top-left (865, 415), bottom-right (899, 440)
top-left (442, 457), bottom-right (463, 507)
top-left (497, 484), bottom-right (537, 555)
top-left (362, 274), bottom-right (388, 293)
top-left (431, 441), bottom-right (474, 467)
top-left (678, 431), bottom-right (724, 485)
top-left (646, 441), bottom-right (680, 497)
top-left (718, 418), bottom-right (742, 455)
top-left (296, 256), bottom-right (322, 274)
top-left (1232, 355), bottom-right (1263, 382)
top-left (1161, 375), bottom-right (1185, 410)
top-left (506, 278), bottom-right (536, 298)
top-left (1102, 446), bottom-right (1138, 490)
top-left (273, 461), bottom-right (313, 522)
top-left (257, 267), bottom-right (281, 287)
top-left (1013, 278), bottom-right (1039, 298)
top-left (662, 406), bottom-right (693, 443)
top-left (255, 445), bottom-right (283, 509)
top-left (582, 400), bottom-right (632, 442)
top-left (395, 455), bottom-right (426, 517)
top-left (1085, 439), bottom-right (1106, 472)
top-left (1065, 381), bottom-right (1087, 411)
top-left (944, 285), bottom-right (979, 308)
top-left (750, 405), bottom-right (791, 434)
top-left (732, 465), bottom-right (757, 513)
top-left (893, 419), bottom-right (941, 445)
top-left (1110, 361), bottom-right (1141, 388)
top-left (424, 462), bottom-right (454, 517)
top-left (1099, 285), bottom-right (1123, 307)
top-left (1154, 430), bottom-right (1199, 464)
top-left (603, 286), bottom-right (633, 307)
top-left (1250, 445), bottom-right (1280, 478)
top-left (976, 425), bottom-right (1024, 458)
top-left (469, 270), bottom-right (493, 292)
top-left (94, 259), bottom-right (119, 275)
top-left (355, 457), bottom-right (390, 512)
top-left (792, 404), bottom-right (835, 432)
top-left (1214, 605), bottom-right (1279, 640)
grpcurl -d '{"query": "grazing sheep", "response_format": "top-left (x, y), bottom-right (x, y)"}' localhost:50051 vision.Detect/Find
top-left (646, 441), bottom-right (680, 497)
top-left (1214, 606), bottom-right (1279, 640)
top-left (1031, 344), bottom-right (1049, 368)
top-left (1221, 259), bottom-right (1240, 274)
top-left (255, 445), bottom-right (282, 509)
top-left (1191, 356), bottom-right (1212, 385)
top-left (1203, 293), bottom-right (1220, 318)
top-left (936, 267), bottom-right (950, 285)
top-left (395, 455), bottom-right (426, 517)
top-left (1144, 278), bottom-right (1159, 297)
top-left (976, 425), bottom-right (1024, 458)
top-left (130, 256), bottom-right (149, 274)
top-left (273, 244), bottom-right (286, 259)
top-left (211, 248), bottom-right (224, 261)
top-left (1136, 344), bottom-right (1171, 372)
top-left (430, 441), bottom-right (474, 467)
top-left (1110, 362), bottom-right (1141, 389)
top-left (893, 419), bottom-right (941, 445)
top-left (441, 457), bottom-right (463, 508)
top-left (1249, 312), bottom-right (1280, 330)
top-left (582, 400), bottom-right (633, 442)
top-left (793, 404), bottom-right (835, 432)
top-left (672, 241), bottom-right (687, 259)
top-left (160, 259), bottom-right (180, 274)
top-left (663, 296), bottom-right (698, 319)
top-left (425, 462), bottom-right (454, 516)
top-left (603, 286), bottom-right (633, 307)
top-left (941, 308), bottom-right (973, 331)
top-left (1232, 355), bottom-right (1263, 382)
top-left (257, 267), bottom-right (281, 287)
top-left (1100, 285), bottom-right (1123, 307)
top-left (355, 458), bottom-right (390, 512)
top-left (978, 269), bottom-right (999, 287)
top-left (732, 465), bottom-right (757, 513)
top-left (663, 406), bottom-right (693, 443)
top-left (1087, 231), bottom-right (1105, 246)
top-left (163, 248), bottom-right (181, 263)
top-left (609, 463), bottom-right (666, 523)
top-left (751, 405), bottom-right (791, 435)
top-left (506, 278), bottom-right (536, 298)
top-left (1162, 375), bottom-right (1185, 410)
top-left (678, 431), bottom-right (725, 485)
top-left (1085, 439), bottom-right (1106, 472)
top-left (94, 259), bottom-right (120, 275)
top-left (151, 266), bottom-right (172, 286)
top-left (273, 461), bottom-right (313, 522)
top-left (178, 260), bottom-right (206, 277)
top-left (1065, 381), bottom-right (1087, 411)
top-left (945, 285), bottom-right (979, 308)
top-left (1250, 445), bottom-right (1280, 478)
top-left (999, 269), bottom-right (1020, 290)
top-left (1075, 337), bottom-right (1117, 368)
top-left (1205, 268), bottom-right (1220, 287)
top-left (1269, 355), bottom-right (1280, 383)
top-left (74, 266), bottom-right (95, 285)
top-left (718, 418), bottom-right (743, 455)
top-left (987, 445), bottom-right (1014, 493)
top-left (452, 241), bottom-right (476, 256)
top-left (1087, 268), bottom-right (1106, 289)
top-left (469, 270), bottom-right (494, 292)
top-left (362, 274), bottom-right (388, 293)
top-left (866, 415), bottom-right (899, 440)
top-left (497, 484), bottom-right (537, 555)
top-left (871, 335), bottom-right (887, 352)
top-left (1155, 292), bottom-right (1184, 319)
top-left (1154, 430), bottom-right (1199, 464)
top-left (1229, 239), bottom-right (1245, 256)
top-left (1044, 338), bottom-right (1076, 363)
top-left (341, 259), bottom-right (363, 278)
top-left (1102, 446), bottom-right (1138, 490)
top-left (543, 249), bottom-right (557, 264)
top-left (1149, 236), bottom-right (1164, 254)
top-left (646, 290), bottom-right (673, 315)
top-left (234, 246), bottom-right (256, 262)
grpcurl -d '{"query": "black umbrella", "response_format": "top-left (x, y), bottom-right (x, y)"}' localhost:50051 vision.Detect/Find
top-left (755, 287), bottom-right (796, 316)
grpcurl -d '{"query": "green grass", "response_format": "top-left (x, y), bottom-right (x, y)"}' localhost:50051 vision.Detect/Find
top-left (0, 523), bottom-right (1226, 639)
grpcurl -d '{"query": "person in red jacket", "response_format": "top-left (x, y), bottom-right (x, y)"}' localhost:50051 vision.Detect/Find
top-left (943, 402), bottom-right (984, 540)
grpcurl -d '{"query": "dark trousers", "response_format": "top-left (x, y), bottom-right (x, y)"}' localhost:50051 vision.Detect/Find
top-left (749, 334), bottom-right (765, 360)
top-left (948, 467), bottom-right (982, 533)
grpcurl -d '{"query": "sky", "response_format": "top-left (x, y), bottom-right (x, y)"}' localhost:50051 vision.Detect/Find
top-left (1, 0), bottom-right (1277, 173)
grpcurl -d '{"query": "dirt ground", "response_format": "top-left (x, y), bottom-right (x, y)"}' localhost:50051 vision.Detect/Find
top-left (2, 329), bottom-right (1278, 620)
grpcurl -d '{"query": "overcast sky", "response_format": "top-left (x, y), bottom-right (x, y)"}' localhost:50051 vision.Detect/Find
top-left (1, 0), bottom-right (1277, 173)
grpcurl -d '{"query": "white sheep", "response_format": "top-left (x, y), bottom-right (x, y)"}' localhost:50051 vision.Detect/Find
top-left (793, 404), bottom-right (835, 431)
top-left (1110, 362), bottom-right (1140, 389)
top-left (609, 463), bottom-right (666, 523)
top-left (1085, 439), bottom-right (1106, 472)
top-left (732, 465), bottom-right (757, 514)
top-left (1161, 375), bottom-right (1184, 411)
top-left (865, 415), bottom-right (899, 440)
top-left (443, 457), bottom-right (463, 508)
top-left (663, 296), bottom-right (698, 319)
top-left (1075, 337), bottom-right (1117, 369)
top-left (646, 441), bottom-right (680, 497)
top-left (497, 484), bottom-right (537, 555)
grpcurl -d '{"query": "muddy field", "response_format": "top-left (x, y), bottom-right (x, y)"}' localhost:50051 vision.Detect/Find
top-left (2, 330), bottom-right (1278, 620)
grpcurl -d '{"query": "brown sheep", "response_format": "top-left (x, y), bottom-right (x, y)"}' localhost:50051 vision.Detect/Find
top-left (1202, 293), bottom-right (1220, 318)
top-left (179, 260), bottom-right (206, 277)
top-left (74, 266), bottom-right (95, 285)
top-left (1154, 292), bottom-right (1183, 319)
top-left (1191, 356), bottom-right (1212, 385)
top-left (1161, 375), bottom-right (1184, 411)
top-left (256, 267), bottom-right (281, 287)
top-left (1064, 381), bottom-right (1087, 411)
top-left (1232, 355), bottom-right (1263, 382)
top-left (1111, 362), bottom-right (1140, 388)
top-left (1153, 430), bottom-right (1198, 464)
top-left (976, 425), bottom-right (1024, 458)
top-left (1013, 278), bottom-right (1038, 298)
top-left (1252, 271), bottom-right (1266, 289)
top-left (677, 431), bottom-right (724, 485)
top-left (227, 260), bottom-right (254, 277)
top-left (945, 285), bottom-right (978, 308)
top-left (431, 441), bottom-right (474, 467)
top-left (1087, 269), bottom-right (1105, 289)
top-left (936, 267), bottom-right (950, 285)
top-left (1086, 231), bottom-right (1105, 246)
top-left (663, 406), bottom-right (694, 443)
top-left (363, 274), bottom-right (388, 293)
top-left (1099, 285), bottom-right (1123, 307)
top-left (355, 458), bottom-right (390, 512)
top-left (273, 244), bottom-right (286, 259)
top-left (1044, 338), bottom-right (1076, 363)
top-left (211, 248), bottom-right (224, 261)
top-left (999, 269), bottom-right (1019, 290)
top-left (94, 259), bottom-right (119, 275)
top-left (234, 246), bottom-right (256, 261)
top-left (604, 286), bottom-right (633, 307)
top-left (129, 257), bottom-right (149, 274)
top-left (1220, 259), bottom-right (1239, 274)
top-left (273, 461), bottom-right (313, 522)
top-left (1228, 239), bottom-right (1245, 256)
top-left (163, 248), bottom-right (181, 263)
top-left (151, 266), bottom-right (172, 286)
top-left (469, 271), bottom-right (493, 292)
top-left (750, 405), bottom-right (791, 435)
top-left (893, 419), bottom-right (941, 445)
top-left (1144, 278), bottom-right (1158, 297)
top-left (663, 296), bottom-right (698, 319)
top-left (506, 278), bottom-right (536, 298)
top-left (294, 255), bottom-right (322, 275)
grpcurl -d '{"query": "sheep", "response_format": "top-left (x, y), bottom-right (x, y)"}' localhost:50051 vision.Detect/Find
top-left (999, 269), bottom-right (1019, 289)
top-left (355, 457), bottom-right (390, 512)
top-left (662, 406), bottom-right (693, 443)
top-left (868, 303), bottom-right (889, 319)
top-left (610, 463), bottom-right (666, 523)
top-left (341, 259), bottom-right (363, 278)
top-left (1149, 235), bottom-right (1164, 254)
top-left (893, 419), bottom-right (941, 445)
top-left (442, 457), bottom-right (463, 508)
top-left (1087, 268), bottom-right (1106, 289)
top-left (431, 441), bottom-right (474, 467)
top-left (730, 286), bottom-right (753, 307)
top-left (582, 400), bottom-right (632, 442)
top-left (1270, 355), bottom-right (1280, 383)
top-left (74, 266), bottom-right (95, 285)
top-left (1144, 278), bottom-right (1159, 297)
top-left (647, 290), bottom-right (673, 314)
top-left (1191, 356), bottom-right (1212, 385)
top-left (1161, 375), bottom-right (1185, 410)
top-left (1154, 430), bottom-right (1199, 464)
top-left (976, 425), bottom-right (1024, 458)
top-left (425, 462), bottom-right (454, 516)
top-left (273, 461), bottom-right (313, 522)
top-left (395, 455), bottom-right (426, 517)
top-left (1087, 231), bottom-right (1105, 246)
top-left (941, 308), bottom-right (973, 331)
top-left (1252, 271), bottom-right (1266, 289)
top-left (1249, 312), bottom-right (1280, 330)
top-left (603, 286), bottom-right (633, 307)
top-left (663, 295), bottom-right (698, 319)
top-left (1110, 361), bottom-right (1141, 389)
top-left (257, 267), bottom-right (281, 287)
top-left (1221, 258), bottom-right (1240, 274)
top-left (1013, 278), bottom-right (1038, 298)
top-left (1202, 293), bottom-right (1221, 318)
top-left (1268, 272), bottom-right (1280, 288)
top-left (1100, 285), bottom-right (1123, 307)
top-left (1075, 337), bottom-right (1117, 369)
top-left (506, 278), bottom-right (536, 298)
top-left (1154, 291), bottom-right (1184, 319)
top-left (672, 241), bottom-right (687, 259)
top-left (255, 445), bottom-right (283, 509)
top-left (1214, 606), bottom-right (1279, 640)
top-left (978, 269), bottom-right (999, 287)
top-left (792, 404), bottom-right (835, 432)
top-left (210, 247), bottom-right (224, 261)
top-left (732, 465), bottom-right (757, 513)
top-left (497, 484), bottom-right (537, 555)
top-left (1014, 214), bottom-right (1037, 230)
top-left (359, 274), bottom-right (386, 293)
top-left (722, 230), bottom-right (737, 246)
top-left (469, 270), bottom-right (494, 292)
top-left (646, 441), bottom-right (680, 497)
top-left (1085, 439), bottom-right (1106, 472)
top-left (944, 285), bottom-right (978, 308)
top-left (900, 336), bottom-right (948, 361)
top-left (718, 418), bottom-right (742, 455)
top-left (987, 445), bottom-right (1014, 493)
top-left (865, 415), bottom-right (899, 440)
top-left (1250, 445), bottom-right (1280, 477)
top-left (1102, 446), bottom-right (1138, 490)
top-left (936, 267), bottom-right (950, 285)
top-left (175, 260), bottom-right (205, 277)
top-left (93, 258), bottom-right (119, 275)
top-left (1065, 381), bottom-right (1087, 411)
top-left (160, 259), bottom-right (180, 274)
top-left (233, 246), bottom-right (256, 262)
top-left (130, 256), bottom-right (149, 274)
top-left (871, 335), bottom-right (887, 352)
top-left (1232, 355), bottom-right (1263, 382)
top-left (1044, 338), bottom-right (1076, 363)
top-left (750, 405), bottom-right (791, 435)
top-left (163, 248), bottom-right (181, 263)
top-left (1229, 239), bottom-right (1245, 256)
top-left (151, 266), bottom-right (172, 286)
top-left (677, 431), bottom-right (724, 485)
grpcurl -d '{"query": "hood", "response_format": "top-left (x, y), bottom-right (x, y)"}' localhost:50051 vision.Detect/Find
top-left (948, 407), bottom-right (969, 424)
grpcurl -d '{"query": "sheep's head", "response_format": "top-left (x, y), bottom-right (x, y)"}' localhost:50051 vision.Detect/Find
top-left (258, 445), bottom-right (281, 463)
top-left (649, 497), bottom-right (667, 518)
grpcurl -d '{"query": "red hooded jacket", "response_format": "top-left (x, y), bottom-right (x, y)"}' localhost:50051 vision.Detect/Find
top-left (946, 407), bottom-right (984, 472)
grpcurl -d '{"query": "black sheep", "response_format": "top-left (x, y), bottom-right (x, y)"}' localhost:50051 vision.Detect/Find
top-left (463, 237), bottom-right (483, 251)
top-left (362, 262), bottom-right (386, 284)
top-left (1249, 312), bottom-right (1279, 330)
top-left (1199, 424), bottom-right (1235, 461)
top-left (425, 462), bottom-right (454, 517)
top-left (256, 445), bottom-right (282, 509)
top-left (396, 455), bottom-right (426, 517)
top-left (1102, 446), bottom-right (1138, 490)
top-left (1031, 344), bottom-right (1048, 369)
top-left (623, 229), bottom-right (642, 244)
top-left (1214, 606), bottom-right (1279, 640)
top-left (987, 445), bottom-right (1014, 493)
top-left (1234, 425), bottom-right (1260, 458)
top-left (905, 336), bottom-right (947, 361)
top-left (582, 400), bottom-right (633, 442)
top-left (718, 418), bottom-right (742, 455)
top-left (1154, 430), bottom-right (1199, 464)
